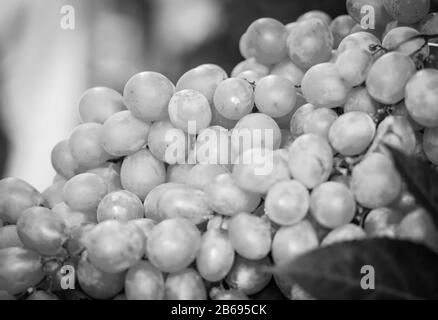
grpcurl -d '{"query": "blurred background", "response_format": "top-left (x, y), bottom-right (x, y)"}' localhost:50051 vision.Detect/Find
top-left (0, 0), bottom-right (376, 190)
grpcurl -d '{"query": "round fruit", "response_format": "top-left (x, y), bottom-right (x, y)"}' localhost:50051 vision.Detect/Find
top-left (382, 27), bottom-right (429, 61)
top-left (143, 183), bottom-right (185, 221)
top-left (101, 110), bottom-right (150, 157)
top-left (396, 208), bottom-right (438, 250)
top-left (213, 78), bottom-right (254, 120)
top-left (228, 212), bottom-right (271, 260)
top-left (77, 251), bottom-right (125, 300)
top-left (210, 287), bottom-right (249, 300)
top-left (123, 71), bottom-right (175, 122)
top-left (245, 18), bottom-right (288, 65)
top-left (148, 121), bottom-right (188, 164)
top-left (255, 75), bottom-right (297, 118)
top-left (52, 202), bottom-right (96, 231)
top-left (51, 140), bottom-right (81, 179)
top-left (373, 115), bottom-right (416, 155)
top-left (165, 164), bottom-right (194, 184)
top-left (321, 224), bottom-right (366, 246)
top-left (366, 52), bottom-right (416, 104)
top-left (338, 32), bottom-right (381, 54)
top-left (196, 229), bottom-right (235, 282)
top-left (63, 173), bottom-right (108, 212)
top-left (196, 126), bottom-right (231, 166)
top-left (351, 153), bottom-right (402, 209)
top-left (328, 111), bottom-right (376, 156)
top-left (87, 162), bottom-right (122, 193)
top-left (42, 181), bottom-right (65, 209)
top-left (68, 123), bottom-right (111, 168)
top-left (231, 58), bottom-right (270, 78)
top-left (125, 260), bottom-right (165, 300)
top-left (364, 207), bottom-right (404, 237)
top-left (165, 268), bottom-right (207, 300)
top-left (297, 10), bottom-right (332, 25)
top-left (265, 180), bottom-right (310, 226)
top-left (97, 190), bottom-right (144, 222)
top-left (0, 247), bottom-right (45, 295)
top-left (383, 0), bottom-right (430, 24)
top-left (335, 48), bottom-right (373, 87)
top-left (0, 225), bottom-right (23, 249)
top-left (186, 164), bottom-right (229, 190)
top-left (344, 87), bottom-right (380, 117)
top-left (302, 108), bottom-right (338, 139)
top-left (146, 218), bottom-right (201, 273)
top-left (330, 15), bottom-right (356, 48)
top-left (346, 0), bottom-right (392, 30)
top-left (84, 220), bottom-right (145, 273)
top-left (225, 255), bottom-right (272, 295)
top-left (287, 19), bottom-right (333, 69)
top-left (287, 134), bottom-right (333, 189)
top-left (405, 69), bottom-right (438, 127)
top-left (78, 87), bottom-right (126, 124)
top-left (271, 220), bottom-right (319, 266)
top-left (120, 149), bottom-right (166, 201)
top-left (270, 59), bottom-right (304, 87)
top-left (290, 103), bottom-right (318, 138)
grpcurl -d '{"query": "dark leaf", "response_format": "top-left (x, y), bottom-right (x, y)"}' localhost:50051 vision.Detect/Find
top-left (386, 145), bottom-right (438, 229)
top-left (275, 239), bottom-right (438, 300)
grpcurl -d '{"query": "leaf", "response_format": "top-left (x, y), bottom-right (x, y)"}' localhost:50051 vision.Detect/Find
top-left (386, 145), bottom-right (438, 229)
top-left (275, 239), bottom-right (438, 300)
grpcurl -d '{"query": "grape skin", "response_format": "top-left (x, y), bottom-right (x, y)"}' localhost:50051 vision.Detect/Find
top-left (51, 140), bottom-right (81, 179)
top-left (383, 0), bottom-right (430, 24)
top-left (97, 190), bottom-right (145, 223)
top-left (165, 268), bottom-right (207, 300)
top-left (125, 260), bottom-right (165, 300)
top-left (321, 224), bottom-right (366, 246)
top-left (213, 78), bottom-right (254, 120)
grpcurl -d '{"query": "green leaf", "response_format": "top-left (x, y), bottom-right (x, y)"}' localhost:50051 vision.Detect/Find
top-left (386, 145), bottom-right (438, 229)
top-left (275, 239), bottom-right (438, 300)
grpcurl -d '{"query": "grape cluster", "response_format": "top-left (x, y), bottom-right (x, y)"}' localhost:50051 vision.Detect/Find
top-left (1, 0), bottom-right (438, 300)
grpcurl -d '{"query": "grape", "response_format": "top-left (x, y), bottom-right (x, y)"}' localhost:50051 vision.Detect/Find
top-left (344, 87), bottom-right (380, 118)
top-left (389, 187), bottom-right (417, 215)
top-left (346, 0), bottom-right (392, 29)
top-left (17, 207), bottom-right (68, 256)
top-left (0, 225), bottom-right (23, 249)
top-left (165, 268), bottom-right (207, 300)
top-left (87, 162), bottom-right (122, 193)
top-left (228, 212), bottom-right (271, 260)
top-left (231, 58), bottom-right (270, 78)
top-left (77, 251), bottom-right (125, 300)
top-left (148, 121), bottom-right (188, 165)
top-left (265, 180), bottom-right (309, 226)
top-left (287, 19), bottom-right (333, 69)
top-left (423, 127), bottom-right (438, 165)
top-left (0, 247), bottom-right (45, 295)
top-left (85, 220), bottom-right (145, 273)
top-left (0, 178), bottom-right (45, 224)
top-left (383, 27), bottom-right (429, 63)
top-left (63, 173), bottom-right (108, 212)
top-left (245, 18), bottom-right (288, 65)
top-left (335, 48), bottom-right (373, 87)
top-left (101, 110), bottom-right (150, 157)
top-left (328, 111), bottom-right (376, 156)
top-left (213, 78), bottom-right (254, 120)
top-left (280, 130), bottom-right (295, 149)
top-left (69, 123), bottom-right (111, 168)
top-left (273, 273), bottom-right (294, 299)
top-left (157, 187), bottom-right (213, 224)
top-left (255, 75), bottom-right (297, 118)
top-left (291, 285), bottom-right (316, 300)
top-left (42, 180), bottom-right (65, 209)
top-left (271, 220), bottom-right (319, 266)
top-left (391, 100), bottom-right (423, 131)
top-left (225, 255), bottom-right (272, 295)
top-left (297, 10), bottom-right (332, 25)
top-left (338, 32), bottom-right (381, 54)
top-left (364, 207), bottom-right (404, 237)
top-left (321, 224), bottom-right (366, 246)
top-left (51, 140), bottom-right (81, 179)
top-left (232, 148), bottom-right (290, 194)
top-left (26, 290), bottom-right (58, 300)
top-left (239, 32), bottom-right (251, 59)
top-left (270, 59), bottom-right (305, 87)
top-left (78, 87), bottom-right (126, 124)
top-left (373, 115), bottom-right (416, 155)
top-left (287, 134), bottom-right (333, 189)
top-left (405, 69), bottom-right (438, 127)
top-left (123, 71), bottom-right (175, 122)
top-left (146, 218), bottom-right (201, 273)
top-left (273, 93), bottom-right (307, 131)
top-left (144, 183), bottom-right (185, 221)
top-left (196, 229), bottom-right (235, 282)
top-left (418, 12), bottom-right (438, 36)
top-left (210, 103), bottom-right (239, 129)
top-left (396, 208), bottom-right (438, 250)
top-left (52, 202), bottom-right (96, 230)
top-left (166, 164), bottom-right (195, 184)
top-left (120, 149), bottom-right (166, 201)
top-left (204, 173), bottom-right (260, 217)
top-left (383, 0), bottom-right (430, 24)
top-left (351, 153), bottom-right (402, 209)
top-left (302, 108), bottom-right (338, 139)
top-left (236, 70), bottom-right (265, 85)
top-left (97, 190), bottom-right (144, 223)
top-left (366, 52), bottom-right (416, 104)
top-left (65, 223), bottom-right (95, 256)
top-left (176, 64), bottom-right (227, 105)
top-left (186, 164), bottom-right (229, 190)
top-left (196, 126), bottom-right (231, 166)
top-left (230, 113), bottom-right (282, 156)
top-left (209, 287), bottom-right (249, 300)
top-left (128, 218), bottom-right (156, 241)
top-left (290, 103), bottom-right (318, 138)
top-left (168, 89), bottom-right (212, 133)
top-left (329, 15), bottom-right (356, 48)
top-left (125, 260), bottom-right (164, 300)
top-left (301, 63), bottom-right (350, 108)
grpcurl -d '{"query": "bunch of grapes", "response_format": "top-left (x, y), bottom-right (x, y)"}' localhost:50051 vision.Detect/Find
top-left (1, 0), bottom-right (438, 300)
